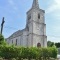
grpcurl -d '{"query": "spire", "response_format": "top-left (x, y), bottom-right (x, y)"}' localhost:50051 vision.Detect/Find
top-left (32, 0), bottom-right (39, 9)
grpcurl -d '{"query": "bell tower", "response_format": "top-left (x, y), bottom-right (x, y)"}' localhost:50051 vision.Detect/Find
top-left (26, 0), bottom-right (47, 47)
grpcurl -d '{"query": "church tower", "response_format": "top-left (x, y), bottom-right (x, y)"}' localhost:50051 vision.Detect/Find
top-left (26, 0), bottom-right (47, 47)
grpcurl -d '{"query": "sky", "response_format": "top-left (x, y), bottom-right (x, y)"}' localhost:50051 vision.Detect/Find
top-left (0, 0), bottom-right (60, 43)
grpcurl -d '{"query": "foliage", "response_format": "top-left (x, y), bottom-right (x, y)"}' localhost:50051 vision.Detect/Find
top-left (0, 34), bottom-right (4, 44)
top-left (0, 45), bottom-right (20, 59)
top-left (0, 34), bottom-right (58, 59)
top-left (48, 47), bottom-right (57, 58)
top-left (0, 34), bottom-right (7, 46)
top-left (0, 45), bottom-right (57, 60)
top-left (55, 43), bottom-right (60, 48)
top-left (47, 41), bottom-right (54, 47)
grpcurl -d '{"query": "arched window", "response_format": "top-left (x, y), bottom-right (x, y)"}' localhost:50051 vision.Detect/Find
top-left (37, 43), bottom-right (41, 47)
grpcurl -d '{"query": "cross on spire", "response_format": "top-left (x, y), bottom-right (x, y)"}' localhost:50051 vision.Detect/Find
top-left (32, 0), bottom-right (39, 9)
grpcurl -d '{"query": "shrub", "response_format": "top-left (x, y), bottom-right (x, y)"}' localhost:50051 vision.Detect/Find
top-left (0, 45), bottom-right (20, 59)
top-left (41, 48), bottom-right (49, 59)
top-left (0, 45), bottom-right (57, 59)
top-left (27, 47), bottom-right (38, 59)
top-left (51, 47), bottom-right (57, 58)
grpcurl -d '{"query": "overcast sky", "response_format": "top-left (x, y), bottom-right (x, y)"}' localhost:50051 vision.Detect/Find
top-left (0, 0), bottom-right (60, 43)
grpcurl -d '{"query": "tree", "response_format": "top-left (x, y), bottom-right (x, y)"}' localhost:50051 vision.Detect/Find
top-left (55, 43), bottom-right (60, 48)
top-left (47, 41), bottom-right (54, 47)
top-left (0, 34), bottom-right (4, 44)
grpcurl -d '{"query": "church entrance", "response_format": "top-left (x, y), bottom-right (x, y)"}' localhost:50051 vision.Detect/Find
top-left (37, 43), bottom-right (41, 47)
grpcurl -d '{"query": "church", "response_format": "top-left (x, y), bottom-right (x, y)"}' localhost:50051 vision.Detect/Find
top-left (6, 0), bottom-right (47, 47)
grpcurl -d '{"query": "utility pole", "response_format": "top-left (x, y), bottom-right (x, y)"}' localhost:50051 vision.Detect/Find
top-left (1, 17), bottom-right (5, 34)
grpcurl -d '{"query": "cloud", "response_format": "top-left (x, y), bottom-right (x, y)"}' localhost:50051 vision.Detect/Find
top-left (47, 36), bottom-right (60, 43)
top-left (45, 0), bottom-right (60, 42)
top-left (46, 0), bottom-right (60, 13)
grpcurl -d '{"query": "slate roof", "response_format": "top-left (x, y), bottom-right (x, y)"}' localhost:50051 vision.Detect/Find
top-left (7, 28), bottom-right (27, 39)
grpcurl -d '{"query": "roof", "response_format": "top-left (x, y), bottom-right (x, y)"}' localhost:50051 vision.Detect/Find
top-left (7, 28), bottom-right (27, 39)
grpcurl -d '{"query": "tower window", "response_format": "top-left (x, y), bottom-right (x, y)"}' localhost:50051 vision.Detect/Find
top-left (28, 15), bottom-right (31, 20)
top-left (27, 26), bottom-right (29, 31)
top-left (38, 14), bottom-right (40, 19)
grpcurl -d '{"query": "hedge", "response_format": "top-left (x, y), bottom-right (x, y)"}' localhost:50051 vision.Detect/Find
top-left (0, 45), bottom-right (57, 60)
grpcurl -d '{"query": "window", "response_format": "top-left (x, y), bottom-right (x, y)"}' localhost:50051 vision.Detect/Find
top-left (27, 26), bottom-right (29, 31)
top-left (28, 14), bottom-right (31, 20)
top-left (16, 39), bottom-right (17, 45)
top-left (38, 14), bottom-right (40, 19)
top-left (12, 40), bottom-right (13, 44)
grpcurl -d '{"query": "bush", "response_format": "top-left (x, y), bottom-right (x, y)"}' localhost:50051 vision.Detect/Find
top-left (0, 45), bottom-right (57, 59)
top-left (51, 47), bottom-right (57, 58)
top-left (0, 45), bottom-right (20, 59)
top-left (41, 48), bottom-right (49, 59)
top-left (27, 47), bottom-right (38, 59)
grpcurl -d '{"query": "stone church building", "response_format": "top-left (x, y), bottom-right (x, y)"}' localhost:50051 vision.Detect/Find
top-left (6, 0), bottom-right (47, 47)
